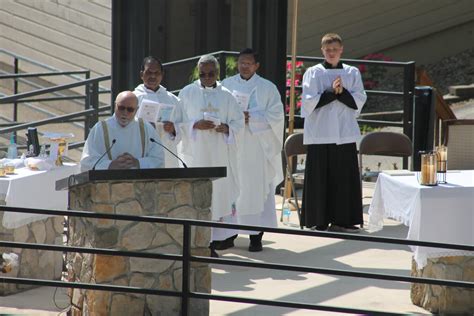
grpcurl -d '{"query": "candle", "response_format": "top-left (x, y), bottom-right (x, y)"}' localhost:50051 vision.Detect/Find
top-left (420, 152), bottom-right (437, 185)
top-left (421, 164), bottom-right (436, 184)
top-left (436, 146), bottom-right (448, 172)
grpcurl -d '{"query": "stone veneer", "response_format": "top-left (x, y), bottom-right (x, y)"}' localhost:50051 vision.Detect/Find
top-left (68, 179), bottom-right (212, 316)
top-left (411, 256), bottom-right (474, 314)
top-left (0, 204), bottom-right (63, 295)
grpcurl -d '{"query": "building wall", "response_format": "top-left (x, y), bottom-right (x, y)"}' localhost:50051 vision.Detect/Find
top-left (1, 0), bottom-right (473, 79)
top-left (0, 0), bottom-right (111, 77)
top-left (288, 0), bottom-right (474, 65)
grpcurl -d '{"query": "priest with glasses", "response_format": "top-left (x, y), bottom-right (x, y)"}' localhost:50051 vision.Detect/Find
top-left (80, 91), bottom-right (164, 171)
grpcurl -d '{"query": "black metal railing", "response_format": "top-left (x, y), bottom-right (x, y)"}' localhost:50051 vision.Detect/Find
top-left (0, 50), bottom-right (415, 154)
top-left (1, 205), bottom-right (472, 315)
top-left (0, 75), bottom-right (111, 143)
top-left (161, 50), bottom-right (415, 136)
top-left (0, 49), bottom-right (111, 145)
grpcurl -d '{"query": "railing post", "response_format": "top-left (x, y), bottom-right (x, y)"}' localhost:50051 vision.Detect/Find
top-left (403, 62), bottom-right (415, 169)
top-left (85, 81), bottom-right (99, 140)
top-left (181, 223), bottom-right (191, 316)
top-left (13, 57), bottom-right (19, 140)
top-left (84, 71), bottom-right (91, 140)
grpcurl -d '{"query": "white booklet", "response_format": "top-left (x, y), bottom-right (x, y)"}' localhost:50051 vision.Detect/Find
top-left (137, 100), bottom-right (174, 123)
top-left (157, 103), bottom-right (174, 122)
top-left (203, 112), bottom-right (221, 127)
top-left (232, 90), bottom-right (251, 111)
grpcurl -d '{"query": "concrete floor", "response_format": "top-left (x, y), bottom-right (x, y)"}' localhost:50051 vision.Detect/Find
top-left (0, 184), bottom-right (430, 315)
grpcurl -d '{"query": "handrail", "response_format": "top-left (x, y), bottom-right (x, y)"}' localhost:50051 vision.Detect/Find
top-left (0, 106), bottom-right (110, 134)
top-left (0, 48), bottom-right (91, 83)
top-left (0, 71), bottom-right (91, 79)
top-left (0, 75), bottom-right (111, 104)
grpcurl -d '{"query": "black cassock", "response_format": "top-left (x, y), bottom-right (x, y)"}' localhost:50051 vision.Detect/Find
top-left (301, 142), bottom-right (362, 228)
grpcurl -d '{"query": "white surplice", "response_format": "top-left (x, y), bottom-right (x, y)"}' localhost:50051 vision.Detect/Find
top-left (80, 116), bottom-right (164, 171)
top-left (301, 63), bottom-right (367, 145)
top-left (133, 84), bottom-right (183, 167)
top-left (178, 80), bottom-right (244, 223)
top-left (222, 74), bottom-right (284, 235)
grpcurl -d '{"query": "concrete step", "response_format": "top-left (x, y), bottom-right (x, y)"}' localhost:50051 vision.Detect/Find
top-left (448, 84), bottom-right (474, 98)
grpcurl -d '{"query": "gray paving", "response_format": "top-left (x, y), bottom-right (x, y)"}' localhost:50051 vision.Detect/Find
top-left (0, 185), bottom-right (430, 315)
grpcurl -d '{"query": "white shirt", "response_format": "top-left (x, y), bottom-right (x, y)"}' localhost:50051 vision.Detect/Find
top-left (178, 80), bottom-right (245, 219)
top-left (80, 116), bottom-right (164, 171)
top-left (133, 84), bottom-right (182, 167)
top-left (301, 63), bottom-right (367, 145)
top-left (222, 74), bottom-right (284, 215)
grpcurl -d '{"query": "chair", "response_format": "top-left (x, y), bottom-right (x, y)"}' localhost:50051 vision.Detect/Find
top-left (282, 133), bottom-right (306, 228)
top-left (442, 119), bottom-right (474, 170)
top-left (358, 131), bottom-right (413, 183)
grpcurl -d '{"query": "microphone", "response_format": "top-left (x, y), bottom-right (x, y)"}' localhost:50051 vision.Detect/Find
top-left (92, 139), bottom-right (116, 170)
top-left (150, 138), bottom-right (188, 168)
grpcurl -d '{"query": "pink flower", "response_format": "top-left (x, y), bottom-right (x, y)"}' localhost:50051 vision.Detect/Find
top-left (296, 100), bottom-right (302, 108)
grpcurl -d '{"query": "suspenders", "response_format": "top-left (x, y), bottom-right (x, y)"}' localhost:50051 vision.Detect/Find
top-left (101, 118), bottom-right (146, 160)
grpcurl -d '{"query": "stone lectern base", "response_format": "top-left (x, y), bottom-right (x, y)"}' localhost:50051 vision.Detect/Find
top-left (62, 168), bottom-right (225, 316)
top-left (411, 256), bottom-right (474, 314)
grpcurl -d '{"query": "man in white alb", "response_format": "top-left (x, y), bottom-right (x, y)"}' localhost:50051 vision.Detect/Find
top-left (178, 54), bottom-right (245, 257)
top-left (80, 91), bottom-right (164, 171)
top-left (133, 56), bottom-right (183, 167)
top-left (221, 48), bottom-right (284, 252)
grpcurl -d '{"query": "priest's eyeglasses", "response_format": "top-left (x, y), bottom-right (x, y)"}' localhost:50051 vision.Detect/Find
top-left (199, 71), bottom-right (216, 78)
top-left (117, 105), bottom-right (136, 113)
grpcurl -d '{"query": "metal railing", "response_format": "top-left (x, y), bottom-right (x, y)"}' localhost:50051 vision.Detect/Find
top-left (0, 49), bottom-right (111, 144)
top-left (162, 50), bottom-right (415, 134)
top-left (0, 49), bottom-right (415, 150)
top-left (0, 205), bottom-right (472, 315)
top-left (0, 75), bottom-right (111, 144)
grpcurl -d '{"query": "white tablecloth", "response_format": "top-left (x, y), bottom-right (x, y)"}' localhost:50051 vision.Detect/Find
top-left (1, 163), bottom-right (79, 229)
top-left (368, 170), bottom-right (474, 268)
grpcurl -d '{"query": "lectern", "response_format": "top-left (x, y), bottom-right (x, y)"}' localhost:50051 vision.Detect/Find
top-left (58, 167), bottom-right (225, 316)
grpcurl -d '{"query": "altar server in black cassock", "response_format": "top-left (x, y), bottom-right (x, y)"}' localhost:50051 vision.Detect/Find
top-left (300, 33), bottom-right (367, 232)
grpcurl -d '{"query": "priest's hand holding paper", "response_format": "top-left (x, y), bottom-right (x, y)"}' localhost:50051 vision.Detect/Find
top-left (163, 121), bottom-right (176, 136)
top-left (108, 152), bottom-right (139, 169)
top-left (193, 120), bottom-right (216, 130)
top-left (243, 111), bottom-right (250, 124)
top-left (215, 123), bottom-right (229, 135)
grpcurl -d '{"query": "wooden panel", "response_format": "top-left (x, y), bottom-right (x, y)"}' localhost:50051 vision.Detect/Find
top-left (91, 0), bottom-right (112, 10)
top-left (16, 0), bottom-right (111, 36)
top-left (57, 0), bottom-right (111, 22)
top-left (293, 0), bottom-right (474, 59)
top-left (3, 0), bottom-right (111, 49)
top-left (1, 36), bottom-right (110, 77)
top-left (0, 12), bottom-right (110, 63)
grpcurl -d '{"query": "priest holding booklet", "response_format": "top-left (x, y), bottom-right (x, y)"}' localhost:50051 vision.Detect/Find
top-left (80, 91), bottom-right (164, 171)
top-left (178, 54), bottom-right (245, 257)
top-left (133, 56), bottom-right (184, 168)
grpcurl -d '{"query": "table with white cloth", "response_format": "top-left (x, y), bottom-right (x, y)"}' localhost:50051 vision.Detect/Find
top-left (368, 170), bottom-right (474, 313)
top-left (0, 162), bottom-right (79, 228)
top-left (368, 170), bottom-right (474, 268)
top-left (0, 163), bottom-right (79, 295)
